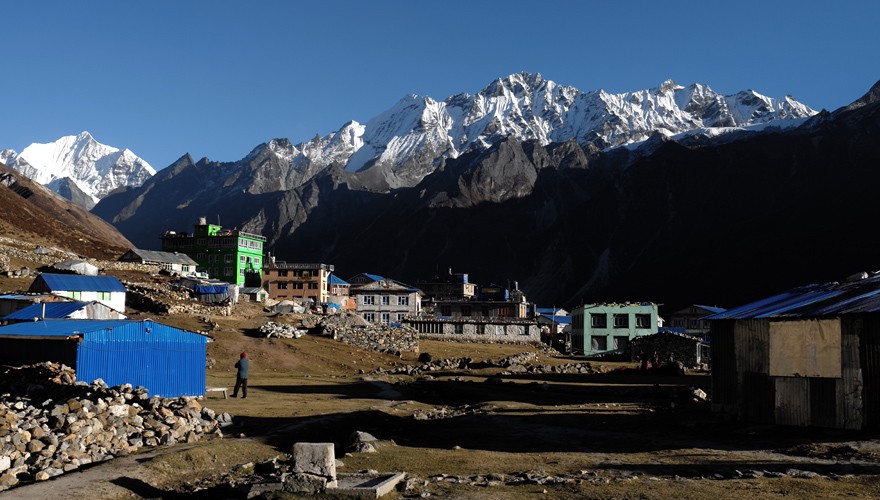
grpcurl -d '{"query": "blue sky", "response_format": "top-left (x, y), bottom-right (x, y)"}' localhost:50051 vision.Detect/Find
top-left (2, 1), bottom-right (877, 169)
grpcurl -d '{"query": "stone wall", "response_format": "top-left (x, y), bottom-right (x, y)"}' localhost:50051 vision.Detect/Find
top-left (411, 320), bottom-right (541, 344)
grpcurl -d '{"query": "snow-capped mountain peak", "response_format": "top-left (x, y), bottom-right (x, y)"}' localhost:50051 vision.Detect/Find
top-left (4, 131), bottom-right (155, 205)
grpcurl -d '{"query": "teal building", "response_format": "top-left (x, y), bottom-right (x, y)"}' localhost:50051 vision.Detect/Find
top-left (571, 303), bottom-right (658, 355)
top-left (160, 217), bottom-right (265, 287)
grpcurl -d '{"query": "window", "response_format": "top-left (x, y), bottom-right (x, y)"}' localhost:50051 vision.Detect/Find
top-left (309, 283), bottom-right (319, 289)
top-left (591, 313), bottom-right (607, 328)
top-left (224, 267), bottom-right (232, 276)
top-left (382, 295), bottom-right (390, 305)
top-left (440, 305), bottom-right (451, 316)
top-left (363, 313), bottom-right (375, 322)
top-left (397, 313), bottom-right (406, 322)
top-left (613, 314), bottom-right (629, 328)
top-left (293, 283), bottom-right (304, 289)
top-left (362, 295), bottom-right (375, 305)
top-left (454, 324), bottom-right (464, 334)
top-left (613, 336), bottom-right (629, 351)
top-left (225, 254), bottom-right (232, 263)
top-left (399, 296), bottom-right (409, 306)
top-left (70, 291), bottom-right (82, 300)
top-left (636, 314), bottom-right (651, 329)
top-left (591, 336), bottom-right (608, 351)
top-left (278, 270), bottom-right (288, 277)
top-left (481, 306), bottom-right (489, 316)
top-left (381, 313), bottom-right (390, 324)
top-left (461, 305), bottom-right (471, 317)
top-left (240, 256), bottom-right (246, 263)
top-left (278, 282), bottom-right (288, 290)
top-left (97, 291), bottom-right (111, 301)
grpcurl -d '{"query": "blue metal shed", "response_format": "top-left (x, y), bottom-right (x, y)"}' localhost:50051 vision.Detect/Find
top-left (0, 319), bottom-right (206, 397)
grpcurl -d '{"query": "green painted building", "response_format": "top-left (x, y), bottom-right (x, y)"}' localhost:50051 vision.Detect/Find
top-left (160, 217), bottom-right (266, 286)
top-left (571, 303), bottom-right (658, 356)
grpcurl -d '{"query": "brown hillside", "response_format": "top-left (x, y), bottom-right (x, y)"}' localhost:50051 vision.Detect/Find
top-left (0, 162), bottom-right (132, 259)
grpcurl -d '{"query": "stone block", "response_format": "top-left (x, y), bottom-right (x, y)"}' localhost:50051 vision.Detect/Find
top-left (282, 472), bottom-right (328, 494)
top-left (292, 442), bottom-right (336, 479)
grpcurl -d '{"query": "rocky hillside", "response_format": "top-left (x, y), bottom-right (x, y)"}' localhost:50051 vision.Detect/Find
top-left (0, 162), bottom-right (132, 260)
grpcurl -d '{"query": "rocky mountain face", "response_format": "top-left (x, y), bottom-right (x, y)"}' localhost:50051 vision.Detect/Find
top-left (3, 132), bottom-right (155, 208)
top-left (93, 80), bottom-right (880, 309)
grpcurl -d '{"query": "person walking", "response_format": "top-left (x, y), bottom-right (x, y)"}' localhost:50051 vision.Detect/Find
top-left (232, 351), bottom-right (249, 398)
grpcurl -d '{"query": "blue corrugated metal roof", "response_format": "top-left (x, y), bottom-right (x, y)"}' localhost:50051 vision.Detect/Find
top-left (2, 301), bottom-right (91, 320)
top-left (546, 315), bottom-right (572, 325)
top-left (363, 273), bottom-right (385, 282)
top-left (329, 274), bottom-right (350, 286)
top-left (0, 319), bottom-right (136, 337)
top-left (35, 274), bottom-right (127, 293)
top-left (695, 305), bottom-right (726, 314)
top-left (0, 294), bottom-right (32, 300)
top-left (705, 274), bottom-right (880, 320)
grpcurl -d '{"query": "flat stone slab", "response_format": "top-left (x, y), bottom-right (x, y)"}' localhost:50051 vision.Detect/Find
top-left (331, 472), bottom-right (406, 498)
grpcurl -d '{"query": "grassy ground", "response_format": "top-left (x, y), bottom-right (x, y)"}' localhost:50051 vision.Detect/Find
top-left (5, 295), bottom-right (880, 498)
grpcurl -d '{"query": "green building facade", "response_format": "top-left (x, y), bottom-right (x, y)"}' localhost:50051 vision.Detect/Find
top-left (571, 303), bottom-right (658, 356)
top-left (160, 218), bottom-right (266, 287)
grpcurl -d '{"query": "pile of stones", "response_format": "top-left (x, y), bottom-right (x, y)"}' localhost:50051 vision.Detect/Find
top-left (502, 361), bottom-right (601, 375)
top-left (259, 321), bottom-right (307, 339)
top-left (411, 404), bottom-right (494, 421)
top-left (124, 281), bottom-right (233, 317)
top-left (374, 352), bottom-right (547, 377)
top-left (0, 363), bottom-right (230, 491)
top-left (320, 315), bottom-right (419, 355)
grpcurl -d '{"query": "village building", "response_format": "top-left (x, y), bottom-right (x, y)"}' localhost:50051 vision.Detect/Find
top-left (27, 273), bottom-right (127, 313)
top-left (666, 304), bottom-right (726, 341)
top-left (571, 302), bottom-right (658, 356)
top-left (2, 300), bottom-right (125, 324)
top-left (160, 217), bottom-right (265, 287)
top-left (404, 316), bottom-right (541, 344)
top-left (118, 248), bottom-right (199, 275)
top-left (629, 330), bottom-right (709, 368)
top-left (0, 293), bottom-right (67, 317)
top-left (417, 269), bottom-right (477, 301)
top-left (705, 274), bottom-right (880, 430)
top-left (348, 273), bottom-right (423, 324)
top-left (263, 261), bottom-right (334, 304)
top-left (0, 319), bottom-right (206, 397)
top-left (328, 274), bottom-right (355, 311)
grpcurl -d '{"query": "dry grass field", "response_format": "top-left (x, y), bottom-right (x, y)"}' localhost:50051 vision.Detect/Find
top-left (5, 301), bottom-right (880, 499)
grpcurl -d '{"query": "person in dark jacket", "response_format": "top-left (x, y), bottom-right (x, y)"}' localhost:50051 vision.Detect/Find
top-left (232, 352), bottom-right (249, 398)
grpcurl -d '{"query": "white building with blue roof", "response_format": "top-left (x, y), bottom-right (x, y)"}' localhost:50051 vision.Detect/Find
top-left (27, 273), bottom-right (127, 313)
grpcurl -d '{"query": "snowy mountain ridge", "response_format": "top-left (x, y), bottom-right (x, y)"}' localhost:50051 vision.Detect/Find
top-left (254, 72), bottom-right (816, 189)
top-left (3, 131), bottom-right (155, 205)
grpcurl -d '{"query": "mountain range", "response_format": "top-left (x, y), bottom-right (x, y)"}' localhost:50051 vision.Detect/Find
top-left (10, 72), bottom-right (874, 310)
top-left (1, 132), bottom-right (155, 209)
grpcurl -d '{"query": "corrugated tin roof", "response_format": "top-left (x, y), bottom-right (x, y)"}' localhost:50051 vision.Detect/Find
top-left (546, 315), bottom-right (572, 325)
top-left (0, 319), bottom-right (135, 337)
top-left (329, 274), bottom-right (350, 286)
top-left (0, 319), bottom-right (201, 338)
top-left (34, 274), bottom-right (127, 293)
top-left (695, 305), bottom-right (727, 314)
top-left (2, 301), bottom-right (91, 320)
top-left (705, 274), bottom-right (880, 320)
top-left (122, 248), bottom-right (198, 265)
